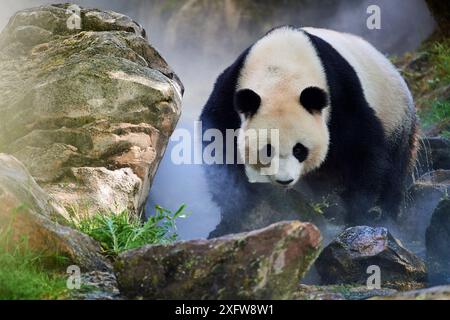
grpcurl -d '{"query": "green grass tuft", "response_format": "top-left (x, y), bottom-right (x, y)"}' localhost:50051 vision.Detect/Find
top-left (0, 249), bottom-right (68, 300)
top-left (70, 205), bottom-right (188, 257)
top-left (432, 41), bottom-right (450, 85)
top-left (411, 39), bottom-right (450, 136)
top-left (0, 224), bottom-right (67, 300)
top-left (419, 99), bottom-right (450, 138)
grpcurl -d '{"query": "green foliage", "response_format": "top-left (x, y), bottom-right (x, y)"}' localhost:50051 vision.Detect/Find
top-left (407, 38), bottom-right (450, 136)
top-left (0, 221), bottom-right (67, 300)
top-left (419, 99), bottom-right (450, 138)
top-left (311, 197), bottom-right (330, 215)
top-left (432, 40), bottom-right (450, 85)
top-left (70, 205), bottom-right (188, 257)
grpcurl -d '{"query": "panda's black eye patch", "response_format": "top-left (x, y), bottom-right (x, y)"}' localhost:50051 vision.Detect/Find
top-left (300, 87), bottom-right (328, 114)
top-left (259, 144), bottom-right (274, 165)
top-left (293, 143), bottom-right (309, 163)
top-left (235, 89), bottom-right (261, 118)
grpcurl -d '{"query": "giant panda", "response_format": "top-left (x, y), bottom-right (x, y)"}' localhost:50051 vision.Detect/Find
top-left (200, 26), bottom-right (418, 238)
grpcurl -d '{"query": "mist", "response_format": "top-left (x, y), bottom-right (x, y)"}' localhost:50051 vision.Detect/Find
top-left (0, 0), bottom-right (437, 240)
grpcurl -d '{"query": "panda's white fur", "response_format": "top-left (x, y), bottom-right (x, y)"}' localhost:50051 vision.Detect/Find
top-left (236, 26), bottom-right (413, 186)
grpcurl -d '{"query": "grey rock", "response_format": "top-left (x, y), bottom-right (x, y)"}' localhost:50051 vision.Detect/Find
top-left (371, 285), bottom-right (450, 300)
top-left (316, 226), bottom-right (427, 290)
top-left (71, 271), bottom-right (122, 300)
top-left (401, 170), bottom-right (450, 254)
top-left (418, 137), bottom-right (450, 172)
top-left (294, 284), bottom-right (397, 300)
top-left (426, 198), bottom-right (450, 285)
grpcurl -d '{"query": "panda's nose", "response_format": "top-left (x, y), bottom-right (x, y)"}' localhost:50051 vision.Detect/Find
top-left (276, 179), bottom-right (294, 185)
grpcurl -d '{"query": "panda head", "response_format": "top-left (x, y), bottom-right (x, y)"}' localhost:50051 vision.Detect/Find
top-left (233, 27), bottom-right (332, 188)
top-left (235, 86), bottom-right (330, 187)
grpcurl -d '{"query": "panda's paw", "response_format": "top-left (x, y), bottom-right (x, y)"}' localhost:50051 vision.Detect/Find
top-left (368, 206), bottom-right (383, 221)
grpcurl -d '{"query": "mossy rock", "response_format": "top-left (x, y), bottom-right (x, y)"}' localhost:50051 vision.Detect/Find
top-left (115, 221), bottom-right (322, 299)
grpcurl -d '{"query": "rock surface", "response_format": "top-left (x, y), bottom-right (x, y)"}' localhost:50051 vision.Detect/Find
top-left (426, 198), bottom-right (450, 285)
top-left (418, 137), bottom-right (450, 171)
top-left (294, 284), bottom-right (397, 300)
top-left (0, 154), bottom-right (109, 271)
top-left (371, 285), bottom-right (450, 300)
top-left (115, 221), bottom-right (322, 299)
top-left (316, 226), bottom-right (427, 289)
top-left (427, 137), bottom-right (450, 170)
top-left (71, 271), bottom-right (122, 300)
top-left (0, 4), bottom-right (183, 217)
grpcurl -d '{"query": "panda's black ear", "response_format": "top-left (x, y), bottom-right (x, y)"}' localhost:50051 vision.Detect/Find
top-left (300, 87), bottom-right (328, 114)
top-left (234, 89), bottom-right (261, 117)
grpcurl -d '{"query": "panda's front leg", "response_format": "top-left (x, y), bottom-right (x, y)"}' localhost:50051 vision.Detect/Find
top-left (206, 163), bottom-right (260, 238)
top-left (340, 153), bottom-right (387, 226)
top-left (342, 188), bottom-right (382, 225)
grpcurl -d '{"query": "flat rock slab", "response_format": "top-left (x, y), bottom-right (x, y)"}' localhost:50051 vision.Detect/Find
top-left (294, 284), bottom-right (397, 300)
top-left (115, 221), bottom-right (322, 299)
top-left (70, 271), bottom-right (122, 300)
top-left (371, 285), bottom-right (450, 300)
top-left (316, 226), bottom-right (427, 290)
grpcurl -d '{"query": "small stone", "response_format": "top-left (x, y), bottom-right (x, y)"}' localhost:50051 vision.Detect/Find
top-left (71, 271), bottom-right (122, 300)
top-left (316, 226), bottom-right (427, 289)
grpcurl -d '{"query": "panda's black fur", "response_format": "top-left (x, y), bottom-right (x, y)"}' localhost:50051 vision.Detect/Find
top-left (200, 28), bottom-right (417, 238)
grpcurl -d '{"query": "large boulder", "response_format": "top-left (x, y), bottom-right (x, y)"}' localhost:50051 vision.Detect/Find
top-left (426, 198), bottom-right (450, 285)
top-left (115, 221), bottom-right (322, 299)
top-left (0, 154), bottom-right (109, 271)
top-left (0, 4), bottom-right (183, 217)
top-left (316, 226), bottom-right (427, 290)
